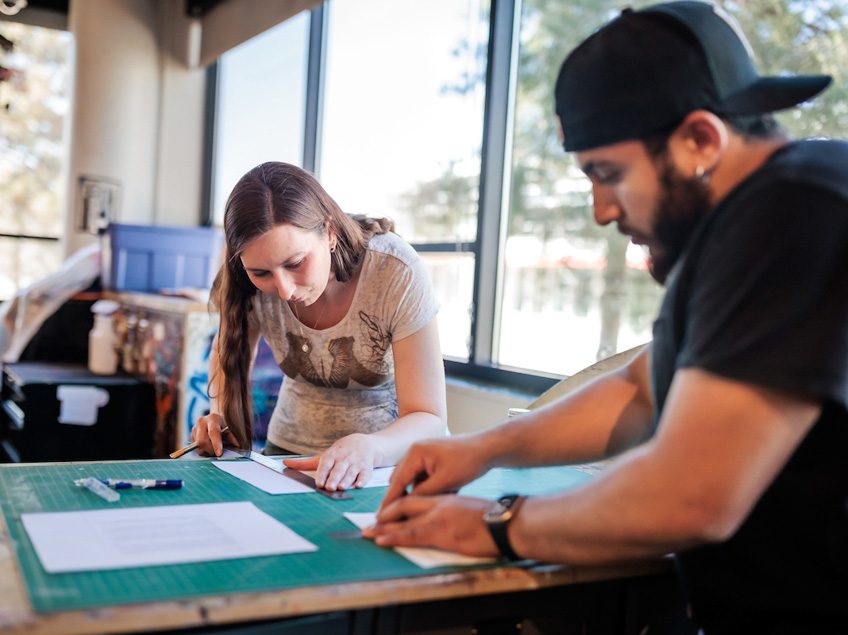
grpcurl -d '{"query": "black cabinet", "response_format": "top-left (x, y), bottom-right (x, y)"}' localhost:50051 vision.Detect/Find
top-left (1, 362), bottom-right (156, 462)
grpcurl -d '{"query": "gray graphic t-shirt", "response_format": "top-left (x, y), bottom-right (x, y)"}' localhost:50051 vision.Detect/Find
top-left (249, 232), bottom-right (438, 455)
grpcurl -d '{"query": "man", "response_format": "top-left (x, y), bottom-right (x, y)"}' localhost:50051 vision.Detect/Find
top-left (367, 2), bottom-right (848, 633)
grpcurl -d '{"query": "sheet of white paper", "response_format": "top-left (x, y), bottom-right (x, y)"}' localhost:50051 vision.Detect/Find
top-left (213, 459), bottom-right (395, 494)
top-left (179, 448), bottom-right (244, 460)
top-left (22, 501), bottom-right (317, 574)
top-left (344, 512), bottom-right (493, 569)
top-left (354, 466), bottom-right (395, 488)
top-left (212, 460), bottom-right (314, 494)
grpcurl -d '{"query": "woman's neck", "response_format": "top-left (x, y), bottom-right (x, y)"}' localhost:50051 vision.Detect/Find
top-left (292, 269), bottom-right (360, 330)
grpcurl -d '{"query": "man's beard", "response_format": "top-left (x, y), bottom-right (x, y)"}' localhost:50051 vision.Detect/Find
top-left (647, 159), bottom-right (714, 284)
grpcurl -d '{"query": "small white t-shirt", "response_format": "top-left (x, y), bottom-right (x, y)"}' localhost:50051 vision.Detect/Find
top-left (249, 232), bottom-right (438, 455)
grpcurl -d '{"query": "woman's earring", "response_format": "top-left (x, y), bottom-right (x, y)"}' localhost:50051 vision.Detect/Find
top-left (694, 165), bottom-right (705, 180)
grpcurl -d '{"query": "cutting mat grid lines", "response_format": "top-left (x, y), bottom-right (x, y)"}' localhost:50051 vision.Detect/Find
top-left (0, 460), bottom-right (592, 613)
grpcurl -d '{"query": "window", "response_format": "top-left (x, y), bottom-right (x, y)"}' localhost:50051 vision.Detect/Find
top-left (210, 0), bottom-right (848, 386)
top-left (497, 0), bottom-right (848, 377)
top-left (211, 13), bottom-right (310, 224)
top-left (320, 0), bottom-right (489, 359)
top-left (0, 21), bottom-right (71, 300)
top-left (500, 0), bottom-right (663, 377)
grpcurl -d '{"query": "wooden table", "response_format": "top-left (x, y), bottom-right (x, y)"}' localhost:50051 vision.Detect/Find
top-left (0, 553), bottom-right (675, 634)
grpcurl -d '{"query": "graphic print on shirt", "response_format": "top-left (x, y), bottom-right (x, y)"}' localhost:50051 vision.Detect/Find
top-left (280, 311), bottom-right (390, 388)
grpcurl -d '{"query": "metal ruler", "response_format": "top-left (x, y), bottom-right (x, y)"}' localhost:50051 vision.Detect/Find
top-left (244, 451), bottom-right (352, 500)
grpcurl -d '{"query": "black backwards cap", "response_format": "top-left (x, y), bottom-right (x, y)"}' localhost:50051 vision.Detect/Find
top-left (555, 1), bottom-right (832, 152)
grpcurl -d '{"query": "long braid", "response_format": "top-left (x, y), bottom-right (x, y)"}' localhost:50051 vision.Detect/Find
top-left (209, 263), bottom-right (255, 449)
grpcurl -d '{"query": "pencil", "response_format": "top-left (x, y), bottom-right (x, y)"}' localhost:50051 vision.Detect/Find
top-left (169, 425), bottom-right (230, 459)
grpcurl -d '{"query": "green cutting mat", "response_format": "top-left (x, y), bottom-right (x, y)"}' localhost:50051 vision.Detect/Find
top-left (0, 459), bottom-right (592, 613)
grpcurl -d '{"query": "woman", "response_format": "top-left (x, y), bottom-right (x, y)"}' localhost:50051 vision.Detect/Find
top-left (192, 162), bottom-right (447, 491)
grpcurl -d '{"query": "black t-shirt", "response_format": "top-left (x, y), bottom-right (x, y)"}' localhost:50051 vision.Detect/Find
top-left (651, 140), bottom-right (848, 634)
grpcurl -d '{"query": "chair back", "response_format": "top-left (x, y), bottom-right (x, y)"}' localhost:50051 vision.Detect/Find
top-left (528, 343), bottom-right (649, 410)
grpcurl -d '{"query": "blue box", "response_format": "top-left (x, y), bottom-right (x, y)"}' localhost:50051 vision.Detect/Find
top-left (104, 223), bottom-right (224, 292)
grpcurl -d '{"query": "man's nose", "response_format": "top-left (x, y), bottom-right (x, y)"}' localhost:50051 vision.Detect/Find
top-left (272, 271), bottom-right (295, 300)
top-left (592, 185), bottom-right (622, 226)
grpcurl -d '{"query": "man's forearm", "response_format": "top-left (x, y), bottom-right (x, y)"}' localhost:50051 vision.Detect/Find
top-left (472, 363), bottom-right (654, 470)
top-left (507, 443), bottom-right (704, 565)
top-left (506, 369), bottom-right (820, 565)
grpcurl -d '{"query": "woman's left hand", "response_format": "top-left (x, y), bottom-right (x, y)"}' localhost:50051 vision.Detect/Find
top-left (283, 433), bottom-right (381, 491)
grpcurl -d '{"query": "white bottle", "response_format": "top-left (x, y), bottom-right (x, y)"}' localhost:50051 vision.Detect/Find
top-left (89, 300), bottom-right (119, 375)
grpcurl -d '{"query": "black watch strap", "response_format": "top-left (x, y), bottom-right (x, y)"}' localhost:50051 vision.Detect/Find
top-left (484, 494), bottom-right (526, 561)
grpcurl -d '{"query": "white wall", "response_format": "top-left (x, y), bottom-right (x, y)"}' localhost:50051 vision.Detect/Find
top-left (445, 378), bottom-right (535, 436)
top-left (63, 0), bottom-right (207, 257)
top-left (154, 3), bottom-right (207, 226)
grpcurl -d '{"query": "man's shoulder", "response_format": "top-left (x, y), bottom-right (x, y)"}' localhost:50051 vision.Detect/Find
top-left (691, 139), bottom-right (848, 266)
top-left (759, 139), bottom-right (848, 200)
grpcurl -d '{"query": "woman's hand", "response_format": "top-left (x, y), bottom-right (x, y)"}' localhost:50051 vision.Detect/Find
top-left (283, 433), bottom-right (382, 491)
top-left (191, 413), bottom-right (240, 456)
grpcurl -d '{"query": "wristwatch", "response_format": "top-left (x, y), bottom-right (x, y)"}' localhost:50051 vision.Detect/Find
top-left (483, 494), bottom-right (526, 561)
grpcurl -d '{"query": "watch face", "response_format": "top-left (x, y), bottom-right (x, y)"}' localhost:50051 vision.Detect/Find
top-left (484, 503), bottom-right (506, 522)
top-left (484, 495), bottom-right (518, 523)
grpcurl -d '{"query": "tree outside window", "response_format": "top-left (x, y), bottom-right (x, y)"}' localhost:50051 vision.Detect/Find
top-left (0, 21), bottom-right (71, 301)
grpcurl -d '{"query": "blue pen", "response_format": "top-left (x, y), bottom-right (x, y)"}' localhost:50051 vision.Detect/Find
top-left (99, 479), bottom-right (183, 490)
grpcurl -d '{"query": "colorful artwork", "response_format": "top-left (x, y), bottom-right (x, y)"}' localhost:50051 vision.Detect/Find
top-left (183, 330), bottom-right (282, 448)
top-left (250, 337), bottom-right (283, 443)
top-left (183, 315), bottom-right (216, 448)
top-left (114, 295), bottom-right (283, 454)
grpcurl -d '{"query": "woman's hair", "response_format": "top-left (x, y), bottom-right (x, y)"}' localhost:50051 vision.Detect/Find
top-left (209, 162), bottom-right (394, 448)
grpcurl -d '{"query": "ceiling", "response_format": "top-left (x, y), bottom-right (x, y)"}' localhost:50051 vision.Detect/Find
top-left (16, 0), bottom-right (68, 14)
top-left (13, 1), bottom-right (228, 19)
top-left (186, 0), bottom-right (227, 18)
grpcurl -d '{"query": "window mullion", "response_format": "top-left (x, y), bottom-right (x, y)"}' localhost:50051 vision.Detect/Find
top-left (471, 0), bottom-right (519, 366)
top-left (201, 62), bottom-right (218, 226)
top-left (303, 2), bottom-right (328, 176)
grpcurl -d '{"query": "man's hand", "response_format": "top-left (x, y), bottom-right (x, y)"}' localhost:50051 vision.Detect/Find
top-left (379, 436), bottom-right (490, 513)
top-left (284, 433), bottom-right (380, 491)
top-left (367, 494), bottom-right (500, 557)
